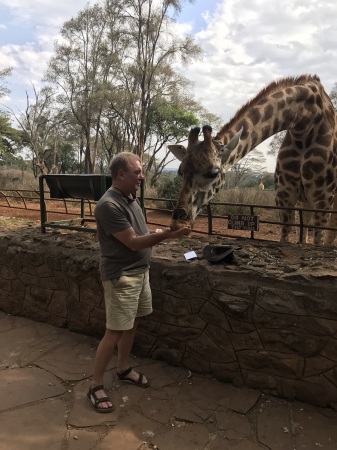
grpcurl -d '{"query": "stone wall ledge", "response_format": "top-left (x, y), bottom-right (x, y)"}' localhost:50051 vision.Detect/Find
top-left (1, 228), bottom-right (337, 409)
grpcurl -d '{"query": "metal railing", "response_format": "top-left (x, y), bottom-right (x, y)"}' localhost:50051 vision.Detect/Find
top-left (0, 188), bottom-right (96, 216)
top-left (1, 188), bottom-right (337, 242)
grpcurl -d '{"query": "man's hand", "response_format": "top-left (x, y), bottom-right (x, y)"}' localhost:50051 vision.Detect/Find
top-left (163, 226), bottom-right (191, 239)
top-left (114, 225), bottom-right (191, 251)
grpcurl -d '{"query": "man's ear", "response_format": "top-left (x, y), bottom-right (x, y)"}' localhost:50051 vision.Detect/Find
top-left (118, 168), bottom-right (125, 180)
top-left (168, 144), bottom-right (186, 162)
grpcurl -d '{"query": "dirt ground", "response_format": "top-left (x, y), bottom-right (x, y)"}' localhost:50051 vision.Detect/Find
top-left (0, 197), bottom-right (313, 246)
top-left (0, 202), bottom-right (284, 242)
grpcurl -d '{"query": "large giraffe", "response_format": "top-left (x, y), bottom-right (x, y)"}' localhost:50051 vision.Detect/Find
top-left (168, 75), bottom-right (337, 245)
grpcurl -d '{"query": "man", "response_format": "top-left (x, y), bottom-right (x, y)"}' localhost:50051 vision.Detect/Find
top-left (88, 151), bottom-right (190, 413)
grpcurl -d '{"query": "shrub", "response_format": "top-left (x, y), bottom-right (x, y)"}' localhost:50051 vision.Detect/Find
top-left (156, 176), bottom-right (183, 209)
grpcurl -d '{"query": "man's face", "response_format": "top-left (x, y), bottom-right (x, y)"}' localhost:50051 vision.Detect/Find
top-left (121, 158), bottom-right (144, 193)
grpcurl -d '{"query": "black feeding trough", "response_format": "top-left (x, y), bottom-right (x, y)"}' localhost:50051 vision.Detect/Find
top-left (39, 174), bottom-right (112, 233)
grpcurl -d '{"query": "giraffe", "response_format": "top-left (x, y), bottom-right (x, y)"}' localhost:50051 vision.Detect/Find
top-left (168, 75), bottom-right (337, 245)
top-left (258, 176), bottom-right (265, 191)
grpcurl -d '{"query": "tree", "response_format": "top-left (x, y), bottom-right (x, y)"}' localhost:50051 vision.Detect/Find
top-left (0, 68), bottom-right (29, 164)
top-left (0, 115), bottom-right (28, 163)
top-left (42, 142), bottom-right (78, 174)
top-left (45, 0), bottom-right (201, 174)
top-left (145, 97), bottom-right (199, 185)
top-left (0, 67), bottom-right (11, 99)
top-left (116, 0), bottom-right (201, 160)
top-left (267, 131), bottom-right (286, 158)
top-left (46, 3), bottom-right (115, 173)
top-left (9, 85), bottom-right (67, 176)
top-left (225, 148), bottom-right (267, 188)
top-left (157, 173), bottom-right (183, 208)
top-left (330, 82), bottom-right (337, 110)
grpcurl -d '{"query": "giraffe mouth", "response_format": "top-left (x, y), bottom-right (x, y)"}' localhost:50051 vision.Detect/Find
top-left (169, 219), bottom-right (192, 231)
top-left (170, 208), bottom-right (193, 231)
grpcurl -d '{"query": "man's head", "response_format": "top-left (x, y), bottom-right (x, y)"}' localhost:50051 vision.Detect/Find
top-left (109, 152), bottom-right (144, 194)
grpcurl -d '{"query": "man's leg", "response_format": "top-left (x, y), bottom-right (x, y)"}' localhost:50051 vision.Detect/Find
top-left (117, 318), bottom-right (148, 385)
top-left (89, 328), bottom-right (121, 410)
top-left (116, 272), bottom-right (152, 385)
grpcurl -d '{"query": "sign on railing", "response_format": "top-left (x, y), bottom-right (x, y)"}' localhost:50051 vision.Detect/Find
top-left (228, 214), bottom-right (259, 231)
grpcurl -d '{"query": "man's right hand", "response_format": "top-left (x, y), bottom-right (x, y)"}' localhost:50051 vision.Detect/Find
top-left (164, 226), bottom-right (191, 239)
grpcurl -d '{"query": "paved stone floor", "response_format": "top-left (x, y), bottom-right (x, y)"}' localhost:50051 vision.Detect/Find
top-left (1, 312), bottom-right (337, 450)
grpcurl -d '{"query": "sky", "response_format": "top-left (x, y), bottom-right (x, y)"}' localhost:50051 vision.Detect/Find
top-left (1, 0), bottom-right (337, 172)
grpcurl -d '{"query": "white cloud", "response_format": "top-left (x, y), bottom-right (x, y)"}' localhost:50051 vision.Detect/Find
top-left (176, 0), bottom-right (337, 123)
top-left (0, 0), bottom-right (86, 27)
top-left (0, 0), bottom-right (91, 107)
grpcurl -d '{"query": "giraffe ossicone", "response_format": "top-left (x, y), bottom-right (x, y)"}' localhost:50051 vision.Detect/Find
top-left (168, 75), bottom-right (337, 245)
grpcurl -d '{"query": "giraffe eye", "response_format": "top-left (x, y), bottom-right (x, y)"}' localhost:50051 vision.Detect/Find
top-left (204, 169), bottom-right (220, 179)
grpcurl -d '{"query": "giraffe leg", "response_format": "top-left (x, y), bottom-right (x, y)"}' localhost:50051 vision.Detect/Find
top-left (324, 211), bottom-right (337, 244)
top-left (297, 208), bottom-right (312, 244)
top-left (275, 189), bottom-right (296, 243)
top-left (313, 211), bottom-right (331, 246)
top-left (325, 227), bottom-right (337, 245)
top-left (304, 187), bottom-right (336, 245)
top-left (324, 195), bottom-right (337, 245)
top-left (278, 207), bottom-right (295, 243)
top-left (275, 157), bottom-right (300, 244)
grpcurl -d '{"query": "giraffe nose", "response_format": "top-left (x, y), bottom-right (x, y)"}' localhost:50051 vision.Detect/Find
top-left (172, 208), bottom-right (187, 221)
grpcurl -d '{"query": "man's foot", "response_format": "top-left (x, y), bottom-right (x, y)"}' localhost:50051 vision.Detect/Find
top-left (117, 367), bottom-right (149, 387)
top-left (87, 385), bottom-right (114, 413)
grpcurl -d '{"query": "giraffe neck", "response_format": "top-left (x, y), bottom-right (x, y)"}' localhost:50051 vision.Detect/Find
top-left (215, 75), bottom-right (331, 166)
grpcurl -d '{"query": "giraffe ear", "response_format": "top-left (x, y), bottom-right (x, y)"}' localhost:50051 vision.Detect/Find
top-left (168, 144), bottom-right (186, 162)
top-left (220, 127), bottom-right (243, 164)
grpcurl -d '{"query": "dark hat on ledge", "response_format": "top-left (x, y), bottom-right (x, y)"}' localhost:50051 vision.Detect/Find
top-left (202, 244), bottom-right (234, 263)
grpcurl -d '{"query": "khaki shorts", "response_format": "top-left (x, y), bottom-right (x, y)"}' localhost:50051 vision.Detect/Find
top-left (102, 271), bottom-right (152, 331)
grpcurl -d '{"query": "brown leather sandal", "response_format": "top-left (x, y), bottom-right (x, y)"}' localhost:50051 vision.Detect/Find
top-left (87, 385), bottom-right (115, 413)
top-left (117, 367), bottom-right (149, 388)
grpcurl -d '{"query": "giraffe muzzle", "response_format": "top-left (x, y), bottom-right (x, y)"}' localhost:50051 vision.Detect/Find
top-left (172, 208), bottom-right (188, 221)
top-left (170, 208), bottom-right (191, 230)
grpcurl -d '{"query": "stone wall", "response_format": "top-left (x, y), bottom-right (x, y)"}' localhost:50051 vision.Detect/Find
top-left (1, 227), bottom-right (337, 409)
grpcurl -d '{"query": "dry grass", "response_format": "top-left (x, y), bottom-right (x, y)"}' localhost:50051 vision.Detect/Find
top-left (0, 215), bottom-right (37, 229)
top-left (0, 167), bottom-right (38, 190)
top-left (218, 188), bottom-right (276, 206)
top-left (214, 188), bottom-right (279, 219)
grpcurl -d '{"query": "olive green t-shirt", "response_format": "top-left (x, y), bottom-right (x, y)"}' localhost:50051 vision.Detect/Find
top-left (94, 188), bottom-right (151, 280)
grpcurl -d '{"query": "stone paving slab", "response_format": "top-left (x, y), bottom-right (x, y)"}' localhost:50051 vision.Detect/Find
top-left (0, 398), bottom-right (67, 450)
top-left (256, 401), bottom-right (294, 449)
top-left (293, 402), bottom-right (337, 449)
top-left (0, 366), bottom-right (66, 411)
top-left (1, 314), bottom-right (337, 450)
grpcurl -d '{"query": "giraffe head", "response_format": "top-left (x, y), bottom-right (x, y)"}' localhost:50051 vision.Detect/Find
top-left (168, 125), bottom-right (243, 230)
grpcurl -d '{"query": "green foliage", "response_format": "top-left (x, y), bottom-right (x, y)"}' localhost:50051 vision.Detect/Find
top-left (44, 142), bottom-right (79, 173)
top-left (262, 173), bottom-right (275, 189)
top-left (44, 1), bottom-right (202, 173)
top-left (0, 153), bottom-right (29, 170)
top-left (0, 115), bottom-right (29, 157)
top-left (148, 100), bottom-right (198, 140)
top-left (157, 174), bottom-right (182, 208)
top-left (267, 131), bottom-right (286, 157)
top-left (0, 67), bottom-right (12, 98)
top-left (0, 67), bottom-right (29, 162)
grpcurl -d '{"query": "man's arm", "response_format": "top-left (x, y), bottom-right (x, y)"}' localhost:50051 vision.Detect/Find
top-left (113, 226), bottom-right (190, 251)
